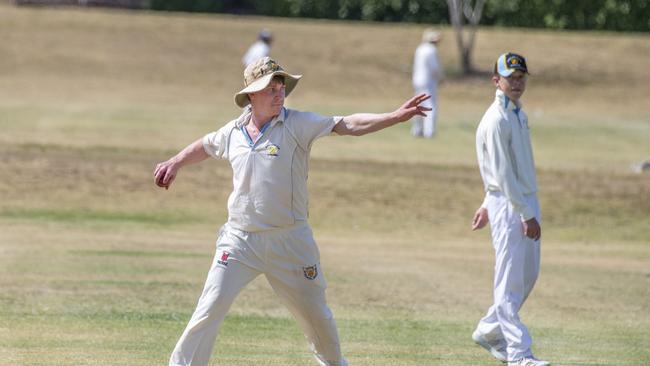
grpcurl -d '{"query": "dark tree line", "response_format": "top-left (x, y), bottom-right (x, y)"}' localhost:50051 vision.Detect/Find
top-left (150, 0), bottom-right (649, 32)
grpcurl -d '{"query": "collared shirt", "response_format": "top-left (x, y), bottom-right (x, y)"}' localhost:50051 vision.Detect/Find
top-left (242, 41), bottom-right (270, 66)
top-left (412, 42), bottom-right (442, 90)
top-left (203, 107), bottom-right (342, 232)
top-left (476, 89), bottom-right (538, 220)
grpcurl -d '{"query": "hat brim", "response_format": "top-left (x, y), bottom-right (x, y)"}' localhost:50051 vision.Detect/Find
top-left (234, 71), bottom-right (302, 108)
top-left (498, 67), bottom-right (528, 77)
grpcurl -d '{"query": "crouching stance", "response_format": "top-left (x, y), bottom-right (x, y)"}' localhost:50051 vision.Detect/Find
top-left (471, 53), bottom-right (550, 366)
top-left (154, 57), bottom-right (430, 366)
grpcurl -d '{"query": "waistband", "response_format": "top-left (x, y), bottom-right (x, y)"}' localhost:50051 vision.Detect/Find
top-left (222, 219), bottom-right (309, 237)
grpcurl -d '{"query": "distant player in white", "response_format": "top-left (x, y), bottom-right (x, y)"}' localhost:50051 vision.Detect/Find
top-left (470, 53), bottom-right (550, 366)
top-left (411, 28), bottom-right (443, 138)
top-left (242, 28), bottom-right (273, 67)
top-left (154, 57), bottom-right (430, 366)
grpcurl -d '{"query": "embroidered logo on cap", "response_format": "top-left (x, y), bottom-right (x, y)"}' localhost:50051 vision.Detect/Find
top-left (303, 265), bottom-right (318, 280)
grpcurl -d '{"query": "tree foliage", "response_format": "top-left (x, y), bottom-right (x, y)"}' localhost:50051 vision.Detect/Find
top-left (149, 0), bottom-right (650, 32)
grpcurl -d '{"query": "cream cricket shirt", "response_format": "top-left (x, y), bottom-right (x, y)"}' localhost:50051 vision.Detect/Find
top-left (203, 107), bottom-right (342, 232)
top-left (476, 89), bottom-right (538, 220)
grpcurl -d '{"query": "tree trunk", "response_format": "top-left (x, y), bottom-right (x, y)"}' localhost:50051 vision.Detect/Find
top-left (447, 0), bottom-right (486, 75)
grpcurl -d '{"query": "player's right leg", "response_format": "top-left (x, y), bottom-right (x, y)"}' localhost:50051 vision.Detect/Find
top-left (169, 250), bottom-right (260, 366)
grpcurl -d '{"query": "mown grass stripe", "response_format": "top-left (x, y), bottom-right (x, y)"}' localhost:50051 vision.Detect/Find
top-left (70, 249), bottom-right (207, 258)
top-left (0, 208), bottom-right (202, 226)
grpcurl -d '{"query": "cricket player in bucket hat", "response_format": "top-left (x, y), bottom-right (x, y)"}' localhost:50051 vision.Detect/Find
top-left (154, 56), bottom-right (431, 366)
top-left (411, 28), bottom-right (444, 138)
top-left (235, 57), bottom-right (301, 108)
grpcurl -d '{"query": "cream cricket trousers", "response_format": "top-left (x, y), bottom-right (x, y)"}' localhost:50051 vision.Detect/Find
top-left (475, 191), bottom-right (541, 361)
top-left (411, 85), bottom-right (438, 138)
top-left (169, 222), bottom-right (347, 366)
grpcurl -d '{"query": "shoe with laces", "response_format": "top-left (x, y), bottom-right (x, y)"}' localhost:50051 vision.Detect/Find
top-left (472, 330), bottom-right (507, 363)
top-left (508, 357), bottom-right (550, 366)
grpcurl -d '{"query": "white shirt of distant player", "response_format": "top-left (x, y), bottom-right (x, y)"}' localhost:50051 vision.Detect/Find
top-left (412, 42), bottom-right (442, 90)
top-left (476, 89), bottom-right (538, 220)
top-left (203, 107), bottom-right (342, 232)
top-left (242, 40), bottom-right (271, 66)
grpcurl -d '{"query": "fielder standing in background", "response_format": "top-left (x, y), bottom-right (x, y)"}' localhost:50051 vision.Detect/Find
top-left (470, 53), bottom-right (550, 366)
top-left (242, 28), bottom-right (273, 67)
top-left (411, 28), bottom-right (443, 138)
top-left (154, 56), bottom-right (430, 366)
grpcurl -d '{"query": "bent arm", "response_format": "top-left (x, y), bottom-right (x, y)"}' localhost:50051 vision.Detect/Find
top-left (153, 138), bottom-right (209, 190)
top-left (333, 94), bottom-right (431, 136)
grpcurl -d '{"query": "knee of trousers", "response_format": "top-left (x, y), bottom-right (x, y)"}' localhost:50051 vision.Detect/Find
top-left (494, 293), bottom-right (524, 317)
top-left (192, 289), bottom-right (240, 323)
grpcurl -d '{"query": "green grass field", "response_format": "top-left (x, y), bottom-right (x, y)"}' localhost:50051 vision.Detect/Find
top-left (1, 3), bottom-right (649, 365)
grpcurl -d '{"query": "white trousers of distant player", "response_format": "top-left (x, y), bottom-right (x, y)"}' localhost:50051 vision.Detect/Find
top-left (475, 191), bottom-right (541, 361)
top-left (169, 222), bottom-right (347, 366)
top-left (411, 84), bottom-right (437, 138)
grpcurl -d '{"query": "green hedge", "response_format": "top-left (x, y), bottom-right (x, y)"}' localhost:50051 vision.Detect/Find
top-left (149, 0), bottom-right (649, 32)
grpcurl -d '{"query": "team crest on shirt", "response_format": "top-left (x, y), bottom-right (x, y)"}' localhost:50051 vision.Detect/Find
top-left (217, 251), bottom-right (230, 267)
top-left (265, 143), bottom-right (280, 157)
top-left (303, 265), bottom-right (318, 280)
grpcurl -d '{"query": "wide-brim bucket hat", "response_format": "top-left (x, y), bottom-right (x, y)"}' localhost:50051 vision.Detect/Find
top-left (234, 57), bottom-right (302, 108)
top-left (422, 28), bottom-right (442, 43)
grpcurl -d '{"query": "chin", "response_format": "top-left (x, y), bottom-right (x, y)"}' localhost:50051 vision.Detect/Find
top-left (509, 92), bottom-right (523, 100)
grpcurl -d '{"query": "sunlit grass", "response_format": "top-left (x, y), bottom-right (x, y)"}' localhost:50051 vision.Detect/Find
top-left (0, 3), bottom-right (649, 365)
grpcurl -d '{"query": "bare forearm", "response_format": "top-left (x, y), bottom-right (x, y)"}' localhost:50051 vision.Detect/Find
top-left (333, 94), bottom-right (430, 136)
top-left (338, 112), bottom-right (400, 136)
top-left (169, 138), bottom-right (209, 168)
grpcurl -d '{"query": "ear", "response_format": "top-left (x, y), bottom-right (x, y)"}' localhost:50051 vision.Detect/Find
top-left (492, 75), bottom-right (500, 88)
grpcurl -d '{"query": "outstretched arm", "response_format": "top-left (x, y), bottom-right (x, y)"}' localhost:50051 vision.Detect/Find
top-left (333, 94), bottom-right (431, 136)
top-left (153, 138), bottom-right (209, 190)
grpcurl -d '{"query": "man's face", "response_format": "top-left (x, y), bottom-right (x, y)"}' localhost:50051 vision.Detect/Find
top-left (249, 78), bottom-right (285, 116)
top-left (494, 70), bottom-right (527, 101)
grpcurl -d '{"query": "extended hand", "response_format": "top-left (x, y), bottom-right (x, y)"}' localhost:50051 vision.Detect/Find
top-left (153, 160), bottom-right (178, 190)
top-left (523, 217), bottom-right (541, 241)
top-left (471, 207), bottom-right (489, 231)
top-left (393, 93), bottom-right (431, 122)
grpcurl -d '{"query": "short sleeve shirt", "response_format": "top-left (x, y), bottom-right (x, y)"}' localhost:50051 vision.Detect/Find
top-left (203, 107), bottom-right (342, 232)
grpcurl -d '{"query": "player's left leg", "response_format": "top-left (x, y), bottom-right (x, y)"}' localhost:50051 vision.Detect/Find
top-left (422, 89), bottom-right (437, 138)
top-left (265, 223), bottom-right (347, 366)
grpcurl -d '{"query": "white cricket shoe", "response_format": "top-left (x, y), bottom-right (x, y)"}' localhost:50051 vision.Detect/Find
top-left (508, 357), bottom-right (551, 366)
top-left (472, 330), bottom-right (507, 363)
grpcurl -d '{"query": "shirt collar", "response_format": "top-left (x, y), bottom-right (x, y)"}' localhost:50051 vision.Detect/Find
top-left (495, 89), bottom-right (522, 113)
top-left (236, 106), bottom-right (286, 129)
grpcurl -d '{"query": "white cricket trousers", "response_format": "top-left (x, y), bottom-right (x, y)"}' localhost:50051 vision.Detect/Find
top-left (169, 222), bottom-right (347, 366)
top-left (475, 191), bottom-right (541, 361)
top-left (411, 85), bottom-right (438, 138)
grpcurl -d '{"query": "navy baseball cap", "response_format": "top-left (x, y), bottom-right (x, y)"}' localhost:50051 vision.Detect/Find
top-left (496, 53), bottom-right (528, 77)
